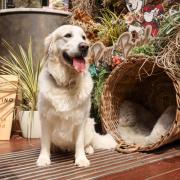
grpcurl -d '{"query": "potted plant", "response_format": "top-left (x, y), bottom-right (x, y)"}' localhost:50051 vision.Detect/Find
top-left (0, 39), bottom-right (43, 138)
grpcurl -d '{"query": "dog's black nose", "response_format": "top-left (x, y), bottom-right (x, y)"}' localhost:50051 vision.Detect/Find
top-left (79, 42), bottom-right (89, 54)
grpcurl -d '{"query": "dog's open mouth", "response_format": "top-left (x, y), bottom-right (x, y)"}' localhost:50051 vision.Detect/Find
top-left (73, 57), bottom-right (86, 73)
top-left (63, 52), bottom-right (86, 73)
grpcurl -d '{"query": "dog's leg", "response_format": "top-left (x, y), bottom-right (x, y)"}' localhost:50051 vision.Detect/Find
top-left (84, 118), bottom-right (95, 155)
top-left (85, 145), bottom-right (94, 155)
top-left (36, 120), bottom-right (51, 167)
top-left (75, 123), bottom-right (90, 167)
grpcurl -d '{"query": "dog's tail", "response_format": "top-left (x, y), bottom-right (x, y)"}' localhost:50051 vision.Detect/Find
top-left (85, 118), bottom-right (117, 150)
top-left (92, 133), bottom-right (117, 149)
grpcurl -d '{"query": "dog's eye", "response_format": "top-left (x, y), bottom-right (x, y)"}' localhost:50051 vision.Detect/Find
top-left (64, 33), bottom-right (72, 38)
top-left (82, 35), bottom-right (86, 40)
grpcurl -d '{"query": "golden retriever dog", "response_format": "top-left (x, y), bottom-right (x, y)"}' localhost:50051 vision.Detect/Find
top-left (36, 25), bottom-right (117, 168)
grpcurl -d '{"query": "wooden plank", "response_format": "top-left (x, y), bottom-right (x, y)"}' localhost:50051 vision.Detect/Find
top-left (0, 141), bottom-right (180, 180)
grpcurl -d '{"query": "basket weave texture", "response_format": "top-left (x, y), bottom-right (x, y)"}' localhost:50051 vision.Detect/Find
top-left (101, 57), bottom-right (180, 152)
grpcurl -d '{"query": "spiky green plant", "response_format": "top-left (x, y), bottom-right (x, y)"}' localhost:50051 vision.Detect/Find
top-left (98, 9), bottom-right (127, 46)
top-left (0, 39), bottom-right (43, 111)
top-left (159, 11), bottom-right (180, 36)
top-left (154, 10), bottom-right (180, 54)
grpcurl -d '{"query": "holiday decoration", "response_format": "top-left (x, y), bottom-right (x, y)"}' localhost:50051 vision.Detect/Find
top-left (125, 0), bottom-right (145, 36)
top-left (125, 0), bottom-right (145, 13)
top-left (124, 0), bottom-right (165, 37)
top-left (143, 4), bottom-right (164, 36)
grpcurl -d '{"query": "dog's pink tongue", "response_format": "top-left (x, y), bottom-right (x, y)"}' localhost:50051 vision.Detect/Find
top-left (73, 58), bottom-right (85, 73)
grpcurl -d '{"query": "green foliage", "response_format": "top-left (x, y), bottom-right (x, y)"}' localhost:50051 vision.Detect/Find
top-left (132, 44), bottom-right (156, 56)
top-left (91, 66), bottom-right (110, 122)
top-left (154, 10), bottom-right (180, 55)
top-left (159, 11), bottom-right (180, 37)
top-left (0, 39), bottom-right (43, 111)
top-left (97, 9), bottom-right (127, 46)
top-left (132, 10), bottom-right (180, 57)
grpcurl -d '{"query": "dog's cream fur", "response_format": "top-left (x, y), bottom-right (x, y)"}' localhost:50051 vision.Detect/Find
top-left (118, 100), bottom-right (176, 146)
top-left (36, 25), bottom-right (116, 168)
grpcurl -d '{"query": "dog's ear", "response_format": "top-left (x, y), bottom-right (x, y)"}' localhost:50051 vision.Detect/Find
top-left (90, 42), bottom-right (105, 66)
top-left (44, 33), bottom-right (53, 56)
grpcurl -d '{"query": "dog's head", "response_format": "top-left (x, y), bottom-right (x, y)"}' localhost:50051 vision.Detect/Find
top-left (44, 25), bottom-right (90, 73)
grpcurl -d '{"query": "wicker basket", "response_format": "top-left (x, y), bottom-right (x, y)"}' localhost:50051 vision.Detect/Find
top-left (101, 57), bottom-right (180, 152)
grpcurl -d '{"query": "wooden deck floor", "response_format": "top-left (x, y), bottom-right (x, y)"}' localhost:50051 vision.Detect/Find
top-left (0, 137), bottom-right (180, 180)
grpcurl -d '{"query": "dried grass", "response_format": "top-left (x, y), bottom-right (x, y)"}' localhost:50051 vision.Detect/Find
top-left (71, 0), bottom-right (96, 15)
top-left (156, 31), bottom-right (180, 78)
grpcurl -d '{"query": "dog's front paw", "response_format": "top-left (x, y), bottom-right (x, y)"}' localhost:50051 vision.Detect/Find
top-left (36, 155), bottom-right (51, 167)
top-left (85, 145), bottom-right (94, 155)
top-left (75, 156), bottom-right (90, 167)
